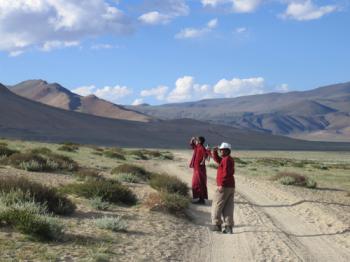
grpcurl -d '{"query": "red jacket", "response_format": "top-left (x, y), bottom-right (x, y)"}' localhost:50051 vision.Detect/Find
top-left (213, 150), bottom-right (235, 188)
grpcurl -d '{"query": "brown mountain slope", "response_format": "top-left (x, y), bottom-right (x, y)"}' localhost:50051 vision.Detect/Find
top-left (10, 80), bottom-right (152, 122)
top-left (129, 82), bottom-right (350, 142)
top-left (1, 83), bottom-right (350, 150)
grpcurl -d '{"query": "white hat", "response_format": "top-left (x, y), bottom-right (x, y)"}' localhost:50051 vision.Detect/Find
top-left (219, 142), bottom-right (231, 150)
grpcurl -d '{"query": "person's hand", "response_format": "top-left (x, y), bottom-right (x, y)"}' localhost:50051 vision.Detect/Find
top-left (218, 186), bottom-right (223, 193)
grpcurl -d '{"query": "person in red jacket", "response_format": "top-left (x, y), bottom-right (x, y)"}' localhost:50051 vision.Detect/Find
top-left (210, 142), bottom-right (235, 234)
top-left (189, 136), bottom-right (208, 205)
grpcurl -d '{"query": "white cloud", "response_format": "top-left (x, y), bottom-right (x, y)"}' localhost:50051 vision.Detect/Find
top-left (167, 76), bottom-right (195, 101)
top-left (90, 44), bottom-right (118, 50)
top-left (72, 84), bottom-right (132, 103)
top-left (138, 11), bottom-right (170, 25)
top-left (175, 18), bottom-right (218, 39)
top-left (72, 85), bottom-right (96, 96)
top-left (166, 76), bottom-right (215, 102)
top-left (138, 0), bottom-right (189, 25)
top-left (0, 0), bottom-right (132, 54)
top-left (232, 0), bottom-right (262, 13)
top-left (282, 0), bottom-right (338, 21)
top-left (235, 27), bottom-right (247, 33)
top-left (141, 85), bottom-right (169, 100)
top-left (201, 0), bottom-right (227, 7)
top-left (207, 18), bottom-right (219, 29)
top-left (41, 41), bottom-right (79, 52)
top-left (213, 77), bottom-right (265, 97)
top-left (132, 98), bottom-right (144, 106)
top-left (201, 0), bottom-right (262, 13)
top-left (276, 83), bottom-right (289, 92)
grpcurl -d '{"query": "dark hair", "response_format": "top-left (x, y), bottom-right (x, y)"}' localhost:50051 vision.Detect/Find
top-left (197, 136), bottom-right (205, 144)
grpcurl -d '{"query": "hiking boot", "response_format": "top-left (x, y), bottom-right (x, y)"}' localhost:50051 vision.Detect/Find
top-left (209, 225), bottom-right (222, 232)
top-left (192, 199), bottom-right (205, 205)
top-left (222, 226), bottom-right (233, 234)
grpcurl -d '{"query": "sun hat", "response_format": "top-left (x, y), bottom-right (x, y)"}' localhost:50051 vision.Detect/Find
top-left (219, 142), bottom-right (231, 150)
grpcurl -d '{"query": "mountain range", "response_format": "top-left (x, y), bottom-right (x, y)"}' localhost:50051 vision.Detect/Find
top-left (1, 82), bottom-right (350, 150)
top-left (9, 80), bottom-right (152, 122)
top-left (129, 82), bottom-right (350, 142)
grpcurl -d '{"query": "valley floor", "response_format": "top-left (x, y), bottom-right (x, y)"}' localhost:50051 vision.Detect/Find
top-left (0, 143), bottom-right (349, 261)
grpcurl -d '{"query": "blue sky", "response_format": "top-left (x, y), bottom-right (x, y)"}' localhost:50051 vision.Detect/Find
top-left (0, 0), bottom-right (349, 105)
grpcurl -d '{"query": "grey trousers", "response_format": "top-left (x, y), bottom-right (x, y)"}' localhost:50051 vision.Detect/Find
top-left (211, 187), bottom-right (235, 227)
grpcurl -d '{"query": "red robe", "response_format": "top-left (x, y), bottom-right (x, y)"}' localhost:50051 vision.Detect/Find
top-left (189, 143), bottom-right (208, 199)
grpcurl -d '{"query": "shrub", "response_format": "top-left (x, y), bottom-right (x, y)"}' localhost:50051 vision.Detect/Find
top-left (46, 153), bottom-right (79, 172)
top-left (61, 179), bottom-right (137, 205)
top-left (103, 149), bottom-right (125, 160)
top-left (145, 192), bottom-right (189, 214)
top-left (29, 147), bottom-right (52, 155)
top-left (111, 164), bottom-right (150, 181)
top-left (127, 150), bottom-right (174, 160)
top-left (90, 197), bottom-right (110, 211)
top-left (274, 172), bottom-right (306, 185)
top-left (7, 153), bottom-right (48, 171)
top-left (305, 178), bottom-right (317, 189)
top-left (279, 176), bottom-right (297, 185)
top-left (0, 176), bottom-right (75, 215)
top-left (126, 150), bottom-right (148, 160)
top-left (116, 173), bottom-right (141, 183)
top-left (0, 145), bottom-right (18, 158)
top-left (5, 152), bottom-right (78, 172)
top-left (0, 193), bottom-right (63, 241)
top-left (58, 144), bottom-right (79, 153)
top-left (95, 216), bottom-right (127, 232)
top-left (76, 168), bottom-right (102, 181)
top-left (161, 192), bottom-right (189, 213)
top-left (0, 208), bottom-right (63, 241)
top-left (149, 173), bottom-right (189, 197)
top-left (274, 172), bottom-right (317, 189)
top-left (0, 141), bottom-right (8, 147)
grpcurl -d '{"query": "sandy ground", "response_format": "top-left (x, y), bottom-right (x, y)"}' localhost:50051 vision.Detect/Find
top-left (145, 151), bottom-right (350, 262)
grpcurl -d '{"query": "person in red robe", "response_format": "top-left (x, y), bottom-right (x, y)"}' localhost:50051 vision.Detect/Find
top-left (189, 136), bottom-right (208, 205)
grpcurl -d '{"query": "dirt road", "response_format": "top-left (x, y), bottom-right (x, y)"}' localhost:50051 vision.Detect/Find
top-left (146, 151), bottom-right (350, 262)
